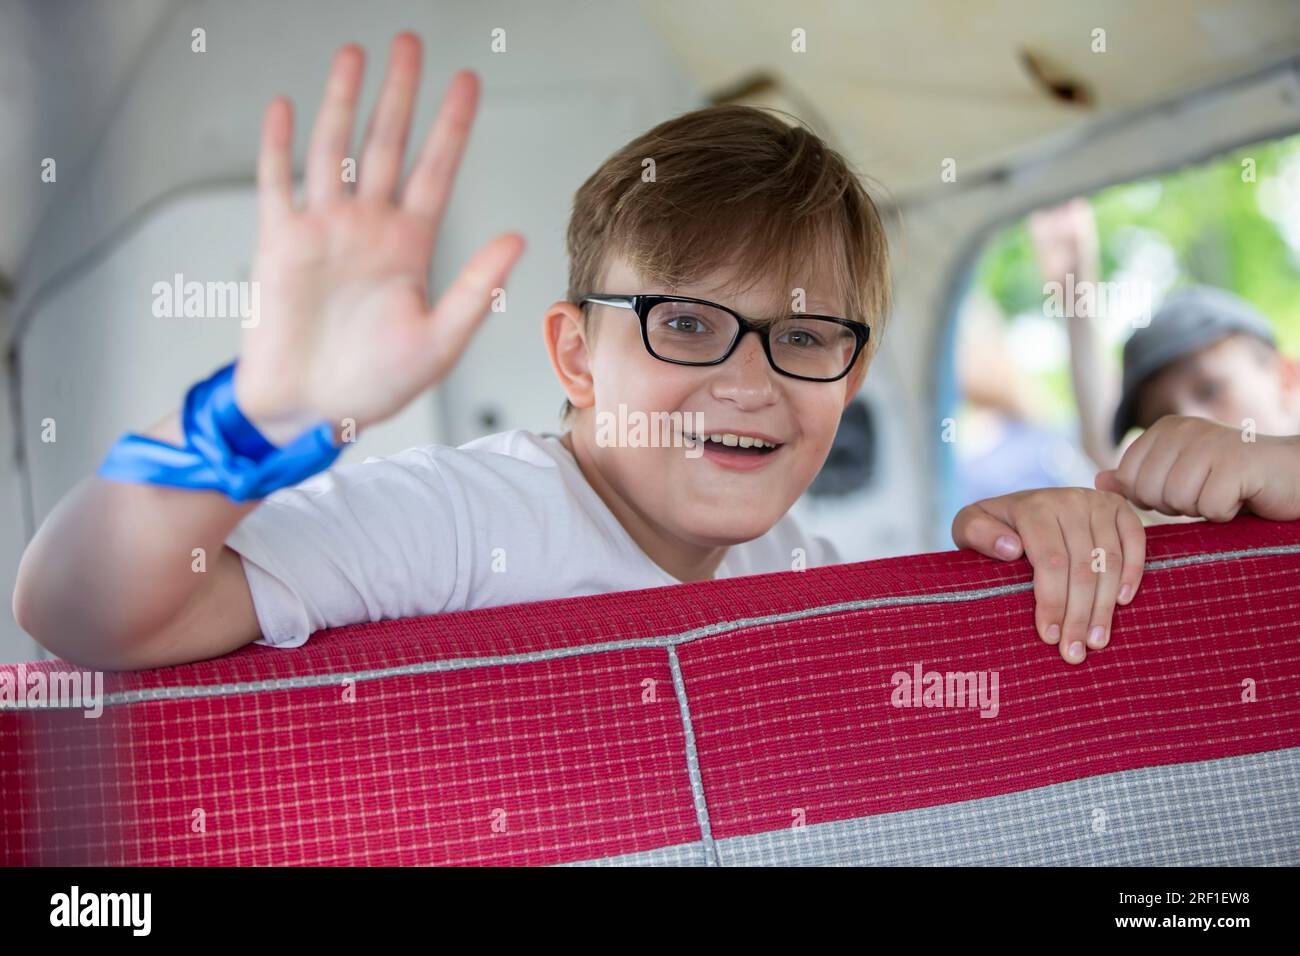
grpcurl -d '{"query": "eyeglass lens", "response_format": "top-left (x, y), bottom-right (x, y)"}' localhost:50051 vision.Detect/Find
top-left (644, 300), bottom-right (858, 379)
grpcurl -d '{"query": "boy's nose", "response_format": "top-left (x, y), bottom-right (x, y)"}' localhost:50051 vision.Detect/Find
top-left (708, 331), bottom-right (780, 403)
top-left (727, 329), bottom-right (773, 370)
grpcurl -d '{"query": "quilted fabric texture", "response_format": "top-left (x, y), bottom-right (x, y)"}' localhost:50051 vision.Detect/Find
top-left (2, 515), bottom-right (1298, 866)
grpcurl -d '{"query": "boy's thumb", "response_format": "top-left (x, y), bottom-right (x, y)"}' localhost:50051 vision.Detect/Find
top-left (952, 507), bottom-right (1023, 561)
top-left (1095, 469), bottom-right (1122, 494)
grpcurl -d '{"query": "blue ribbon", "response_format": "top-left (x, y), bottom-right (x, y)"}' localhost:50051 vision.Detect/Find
top-left (97, 361), bottom-right (343, 502)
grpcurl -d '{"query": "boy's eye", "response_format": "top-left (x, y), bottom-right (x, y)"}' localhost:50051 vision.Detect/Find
top-left (645, 301), bottom-right (736, 361)
top-left (658, 312), bottom-right (716, 335)
top-left (778, 328), bottom-right (825, 349)
top-left (774, 318), bottom-right (840, 350)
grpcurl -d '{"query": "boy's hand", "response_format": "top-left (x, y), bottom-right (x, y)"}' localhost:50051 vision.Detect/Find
top-left (234, 34), bottom-right (526, 442)
top-left (952, 488), bottom-right (1146, 664)
top-left (1096, 415), bottom-right (1300, 522)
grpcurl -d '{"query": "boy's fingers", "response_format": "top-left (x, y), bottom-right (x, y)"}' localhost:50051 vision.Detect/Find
top-left (402, 69), bottom-right (480, 227)
top-left (1055, 509), bottom-right (1097, 664)
top-left (359, 33), bottom-right (423, 202)
top-left (1086, 507), bottom-right (1124, 651)
top-left (306, 44), bottom-right (364, 207)
top-left (1112, 428), bottom-right (1156, 500)
top-left (1116, 504), bottom-right (1146, 605)
top-left (1162, 449), bottom-right (1212, 516)
top-left (424, 232), bottom-right (526, 380)
top-left (1197, 464), bottom-right (1246, 522)
top-left (950, 504), bottom-right (1023, 560)
top-left (258, 97), bottom-right (295, 223)
top-left (1134, 439), bottom-right (1190, 515)
top-left (1094, 469), bottom-right (1122, 495)
top-left (1017, 510), bottom-right (1068, 650)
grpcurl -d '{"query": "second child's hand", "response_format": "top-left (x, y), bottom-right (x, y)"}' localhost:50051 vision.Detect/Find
top-left (1096, 415), bottom-right (1300, 522)
top-left (234, 33), bottom-right (526, 443)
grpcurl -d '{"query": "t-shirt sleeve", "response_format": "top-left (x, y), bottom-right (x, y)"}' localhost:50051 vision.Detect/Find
top-left (224, 445), bottom-right (466, 648)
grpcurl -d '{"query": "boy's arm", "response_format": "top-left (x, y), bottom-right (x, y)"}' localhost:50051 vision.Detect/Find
top-left (14, 411), bottom-right (261, 671)
top-left (12, 35), bottom-right (524, 671)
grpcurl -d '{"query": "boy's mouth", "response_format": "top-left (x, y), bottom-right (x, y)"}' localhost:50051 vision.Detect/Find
top-left (686, 431), bottom-right (784, 466)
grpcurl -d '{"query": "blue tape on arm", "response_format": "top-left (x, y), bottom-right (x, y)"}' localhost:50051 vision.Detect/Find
top-left (97, 362), bottom-right (343, 502)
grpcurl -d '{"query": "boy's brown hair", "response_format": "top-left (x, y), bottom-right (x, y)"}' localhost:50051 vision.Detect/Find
top-left (562, 103), bottom-right (892, 420)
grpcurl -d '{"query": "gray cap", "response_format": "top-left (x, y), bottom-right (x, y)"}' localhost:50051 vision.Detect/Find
top-left (1111, 286), bottom-right (1276, 444)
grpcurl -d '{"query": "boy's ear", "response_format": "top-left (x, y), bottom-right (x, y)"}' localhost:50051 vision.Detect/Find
top-left (544, 301), bottom-right (595, 411)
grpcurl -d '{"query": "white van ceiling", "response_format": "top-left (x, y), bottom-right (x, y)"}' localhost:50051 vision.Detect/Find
top-left (2, 0), bottom-right (1299, 289)
top-left (645, 0), bottom-right (1300, 199)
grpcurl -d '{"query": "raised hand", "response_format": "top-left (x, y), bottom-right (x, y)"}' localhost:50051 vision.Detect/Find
top-left (234, 34), bottom-right (525, 442)
top-left (1027, 197), bottom-right (1098, 287)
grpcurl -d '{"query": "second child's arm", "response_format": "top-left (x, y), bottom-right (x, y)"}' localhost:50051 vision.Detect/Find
top-left (1029, 199), bottom-right (1120, 472)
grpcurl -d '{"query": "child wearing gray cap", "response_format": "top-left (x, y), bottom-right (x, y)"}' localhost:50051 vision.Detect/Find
top-left (1032, 200), bottom-right (1300, 524)
top-left (1111, 285), bottom-right (1300, 447)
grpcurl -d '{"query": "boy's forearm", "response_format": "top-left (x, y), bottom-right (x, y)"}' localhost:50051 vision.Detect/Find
top-left (13, 411), bottom-right (259, 661)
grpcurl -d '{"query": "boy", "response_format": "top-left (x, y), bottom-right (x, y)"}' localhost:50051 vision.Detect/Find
top-left (1029, 199), bottom-right (1300, 521)
top-left (19, 33), bottom-right (1204, 672)
top-left (1109, 286), bottom-right (1300, 450)
top-left (1030, 199), bottom-right (1300, 470)
top-left (1096, 287), bottom-right (1300, 519)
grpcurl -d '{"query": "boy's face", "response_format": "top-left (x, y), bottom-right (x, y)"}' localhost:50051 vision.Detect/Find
top-left (1134, 334), bottom-right (1300, 437)
top-left (569, 255), bottom-right (864, 549)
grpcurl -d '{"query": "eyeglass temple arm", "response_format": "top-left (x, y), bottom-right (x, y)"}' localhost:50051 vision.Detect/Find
top-left (577, 294), bottom-right (636, 309)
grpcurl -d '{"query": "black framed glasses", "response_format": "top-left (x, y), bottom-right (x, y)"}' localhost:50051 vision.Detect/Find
top-left (577, 294), bottom-right (870, 383)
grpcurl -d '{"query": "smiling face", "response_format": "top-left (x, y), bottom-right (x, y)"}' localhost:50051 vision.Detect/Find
top-left (552, 103), bottom-right (890, 577)
top-left (1134, 333), bottom-right (1300, 437)
top-left (548, 254), bottom-right (867, 568)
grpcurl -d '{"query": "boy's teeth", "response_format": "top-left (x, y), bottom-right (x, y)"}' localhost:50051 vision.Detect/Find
top-left (698, 432), bottom-right (775, 449)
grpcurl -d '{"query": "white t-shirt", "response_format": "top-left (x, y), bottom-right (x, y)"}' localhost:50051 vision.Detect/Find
top-left (224, 429), bottom-right (841, 648)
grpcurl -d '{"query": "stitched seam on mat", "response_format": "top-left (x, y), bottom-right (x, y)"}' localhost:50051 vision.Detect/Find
top-left (45, 540), bottom-right (1300, 708)
top-left (667, 645), bottom-right (719, 866)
